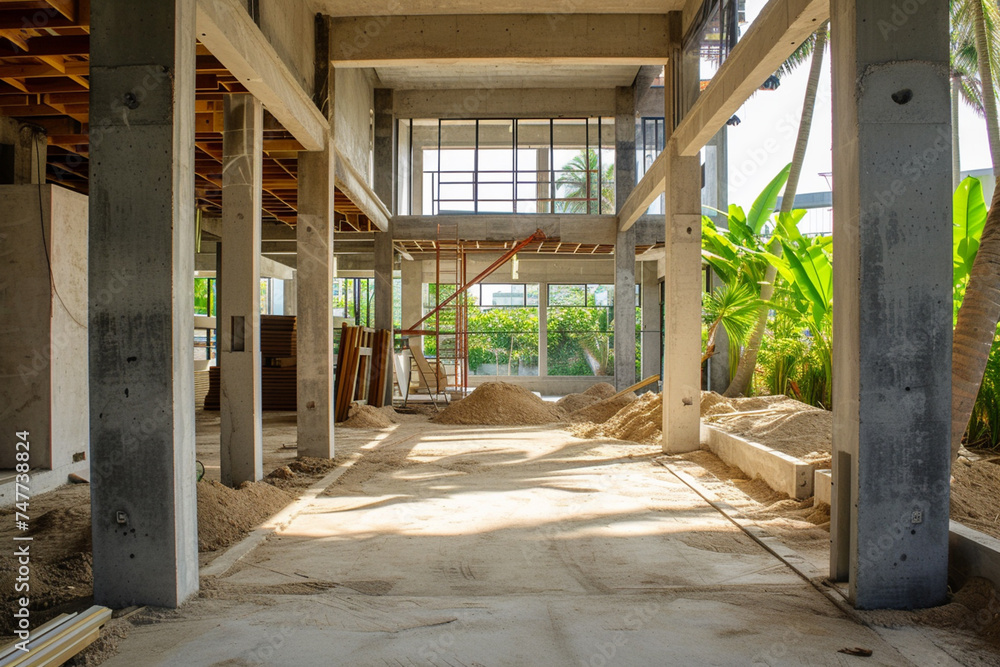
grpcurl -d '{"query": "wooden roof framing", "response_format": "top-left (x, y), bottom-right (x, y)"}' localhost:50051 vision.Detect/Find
top-left (0, 0), bottom-right (374, 232)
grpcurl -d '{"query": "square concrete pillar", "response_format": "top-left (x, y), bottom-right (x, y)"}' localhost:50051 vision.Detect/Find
top-left (830, 0), bottom-right (952, 610)
top-left (640, 262), bottom-right (661, 383)
top-left (373, 88), bottom-right (396, 342)
top-left (88, 0), bottom-right (198, 607)
top-left (661, 144), bottom-right (702, 454)
top-left (297, 147), bottom-right (336, 457)
top-left (0, 185), bottom-right (88, 472)
top-left (219, 93), bottom-right (264, 486)
top-left (615, 85), bottom-right (638, 390)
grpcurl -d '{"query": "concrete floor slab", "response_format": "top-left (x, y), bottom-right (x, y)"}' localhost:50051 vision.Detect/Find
top-left (102, 421), bottom-right (931, 666)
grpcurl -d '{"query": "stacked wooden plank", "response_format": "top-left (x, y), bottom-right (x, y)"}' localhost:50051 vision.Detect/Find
top-left (0, 606), bottom-right (111, 666)
top-left (260, 315), bottom-right (297, 357)
top-left (194, 369), bottom-right (211, 408)
top-left (334, 324), bottom-right (394, 422)
top-left (204, 315), bottom-right (298, 411)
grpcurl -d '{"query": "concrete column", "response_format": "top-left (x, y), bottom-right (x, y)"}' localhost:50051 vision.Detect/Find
top-left (284, 277), bottom-right (297, 316)
top-left (703, 128), bottom-right (730, 392)
top-left (373, 88), bottom-right (395, 336)
top-left (297, 148), bottom-right (336, 457)
top-left (219, 93), bottom-right (263, 486)
top-left (538, 281), bottom-right (549, 377)
top-left (401, 258), bottom-right (422, 333)
top-left (640, 262), bottom-right (660, 383)
top-left (536, 148), bottom-right (550, 214)
top-left (661, 144), bottom-right (702, 454)
top-left (830, 0), bottom-right (951, 610)
top-left (88, 0), bottom-right (198, 607)
top-left (614, 86), bottom-right (637, 391)
top-left (0, 117), bottom-right (46, 184)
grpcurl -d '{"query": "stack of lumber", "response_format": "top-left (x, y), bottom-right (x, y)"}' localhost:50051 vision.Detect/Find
top-left (0, 606), bottom-right (111, 666)
top-left (204, 315), bottom-right (298, 411)
top-left (260, 315), bottom-right (297, 357)
top-left (194, 369), bottom-right (211, 408)
top-left (204, 366), bottom-right (221, 410)
top-left (334, 324), bottom-right (394, 422)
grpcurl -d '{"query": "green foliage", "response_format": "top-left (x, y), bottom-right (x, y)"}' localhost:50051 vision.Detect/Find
top-left (968, 332), bottom-right (1000, 450)
top-left (702, 165), bottom-right (834, 407)
top-left (954, 176), bottom-right (989, 322)
top-left (555, 150), bottom-right (615, 214)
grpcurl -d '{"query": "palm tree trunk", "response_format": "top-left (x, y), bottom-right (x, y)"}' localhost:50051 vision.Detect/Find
top-left (973, 0), bottom-right (1000, 180)
top-left (950, 0), bottom-right (1000, 460)
top-left (724, 23), bottom-right (829, 397)
top-left (952, 74), bottom-right (962, 191)
top-left (953, 183), bottom-right (1000, 459)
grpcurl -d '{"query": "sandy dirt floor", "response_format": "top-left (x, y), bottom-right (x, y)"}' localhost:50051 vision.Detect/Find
top-left (88, 417), bottom-right (994, 666)
top-left (5, 397), bottom-right (1000, 665)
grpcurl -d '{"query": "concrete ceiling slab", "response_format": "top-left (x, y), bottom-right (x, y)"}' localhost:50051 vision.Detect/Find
top-left (312, 1), bottom-right (686, 15)
top-left (375, 64), bottom-right (641, 90)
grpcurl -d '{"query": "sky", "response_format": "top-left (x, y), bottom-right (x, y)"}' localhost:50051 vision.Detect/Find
top-left (725, 0), bottom-right (993, 220)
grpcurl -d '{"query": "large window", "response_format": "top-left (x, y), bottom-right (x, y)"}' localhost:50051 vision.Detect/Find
top-left (468, 284), bottom-right (540, 377)
top-left (194, 277), bottom-right (216, 316)
top-left (547, 284), bottom-right (615, 377)
top-left (334, 278), bottom-right (374, 326)
top-left (400, 117), bottom-right (615, 215)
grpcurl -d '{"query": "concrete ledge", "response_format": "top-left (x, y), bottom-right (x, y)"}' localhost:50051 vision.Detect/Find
top-left (949, 521), bottom-right (1000, 590)
top-left (814, 469), bottom-right (832, 506)
top-left (700, 424), bottom-right (814, 500)
top-left (0, 459), bottom-right (89, 507)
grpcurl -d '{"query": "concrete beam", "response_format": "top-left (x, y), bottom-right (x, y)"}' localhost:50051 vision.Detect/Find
top-left (330, 14), bottom-right (672, 67)
top-left (219, 93), bottom-right (264, 487)
top-left (394, 88), bottom-right (616, 119)
top-left (673, 0), bottom-right (829, 157)
top-left (830, 0), bottom-right (951, 610)
top-left (335, 147), bottom-right (390, 231)
top-left (620, 0), bottom-right (827, 229)
top-left (618, 148), bottom-right (667, 232)
top-left (392, 214), bottom-right (620, 244)
top-left (196, 0), bottom-right (327, 151)
top-left (89, 0), bottom-right (198, 607)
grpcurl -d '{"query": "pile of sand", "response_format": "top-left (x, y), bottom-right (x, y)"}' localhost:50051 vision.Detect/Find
top-left (433, 382), bottom-right (565, 425)
top-left (700, 392), bottom-right (832, 467)
top-left (196, 480), bottom-right (294, 552)
top-left (556, 382), bottom-right (617, 413)
top-left (574, 392), bottom-right (663, 445)
top-left (952, 457), bottom-right (1000, 541)
top-left (340, 404), bottom-right (397, 429)
top-left (916, 577), bottom-right (1000, 643)
top-left (569, 391), bottom-right (637, 424)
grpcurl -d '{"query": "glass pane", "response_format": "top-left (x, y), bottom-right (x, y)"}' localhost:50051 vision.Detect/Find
top-left (547, 332), bottom-right (614, 376)
top-left (517, 119), bottom-right (552, 213)
top-left (548, 284), bottom-right (586, 307)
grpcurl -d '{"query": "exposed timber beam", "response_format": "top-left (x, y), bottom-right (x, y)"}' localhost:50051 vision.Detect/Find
top-left (196, 0), bottom-right (327, 151)
top-left (619, 0), bottom-right (829, 231)
top-left (334, 148), bottom-right (391, 231)
top-left (673, 0), bottom-right (829, 157)
top-left (329, 14), bottom-right (671, 67)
